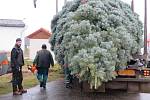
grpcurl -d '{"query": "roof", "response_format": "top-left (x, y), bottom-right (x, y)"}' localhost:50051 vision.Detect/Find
top-left (0, 19), bottom-right (25, 27)
top-left (27, 28), bottom-right (51, 39)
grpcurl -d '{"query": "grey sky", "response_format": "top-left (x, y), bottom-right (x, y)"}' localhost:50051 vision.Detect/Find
top-left (0, 0), bottom-right (149, 51)
top-left (0, 0), bottom-right (149, 34)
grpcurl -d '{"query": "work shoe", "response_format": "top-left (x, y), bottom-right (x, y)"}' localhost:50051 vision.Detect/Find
top-left (40, 82), bottom-right (43, 87)
top-left (65, 84), bottom-right (72, 89)
top-left (19, 89), bottom-right (27, 94)
top-left (43, 85), bottom-right (46, 89)
top-left (13, 91), bottom-right (22, 95)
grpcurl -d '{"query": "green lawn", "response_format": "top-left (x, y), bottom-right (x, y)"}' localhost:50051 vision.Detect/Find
top-left (0, 63), bottom-right (64, 95)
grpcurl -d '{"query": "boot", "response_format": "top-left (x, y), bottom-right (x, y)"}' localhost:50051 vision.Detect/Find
top-left (40, 82), bottom-right (43, 87)
top-left (19, 89), bottom-right (27, 94)
top-left (65, 83), bottom-right (72, 89)
top-left (43, 85), bottom-right (46, 89)
top-left (13, 91), bottom-right (22, 95)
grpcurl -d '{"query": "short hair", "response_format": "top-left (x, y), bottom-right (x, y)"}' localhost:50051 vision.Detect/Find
top-left (16, 38), bottom-right (22, 42)
top-left (42, 44), bottom-right (47, 49)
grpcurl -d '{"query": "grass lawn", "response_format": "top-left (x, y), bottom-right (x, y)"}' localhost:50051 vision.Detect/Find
top-left (0, 62), bottom-right (64, 95)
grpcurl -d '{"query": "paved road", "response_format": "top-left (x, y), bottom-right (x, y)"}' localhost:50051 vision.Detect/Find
top-left (0, 79), bottom-right (150, 100)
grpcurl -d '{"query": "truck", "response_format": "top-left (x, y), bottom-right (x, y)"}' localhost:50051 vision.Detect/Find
top-left (0, 51), bottom-right (11, 76)
top-left (77, 59), bottom-right (150, 93)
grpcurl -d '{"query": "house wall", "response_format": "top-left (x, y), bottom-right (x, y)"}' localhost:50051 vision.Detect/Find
top-left (0, 27), bottom-right (25, 51)
top-left (29, 39), bottom-right (55, 62)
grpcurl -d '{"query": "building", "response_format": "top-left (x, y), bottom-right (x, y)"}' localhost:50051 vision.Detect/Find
top-left (25, 28), bottom-right (54, 60)
top-left (0, 19), bottom-right (26, 51)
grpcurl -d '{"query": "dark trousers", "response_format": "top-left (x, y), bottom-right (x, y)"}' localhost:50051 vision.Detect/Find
top-left (36, 68), bottom-right (49, 86)
top-left (12, 69), bottom-right (23, 92)
top-left (64, 67), bottom-right (73, 85)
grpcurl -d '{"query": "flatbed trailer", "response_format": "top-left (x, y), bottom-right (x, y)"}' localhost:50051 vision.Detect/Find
top-left (73, 68), bottom-right (150, 93)
top-left (79, 77), bottom-right (150, 93)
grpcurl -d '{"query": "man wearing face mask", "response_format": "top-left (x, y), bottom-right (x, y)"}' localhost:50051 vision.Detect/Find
top-left (11, 38), bottom-right (27, 95)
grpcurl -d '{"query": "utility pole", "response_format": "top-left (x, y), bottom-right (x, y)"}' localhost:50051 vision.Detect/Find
top-left (64, 0), bottom-right (67, 4)
top-left (33, 0), bottom-right (37, 8)
top-left (56, 0), bottom-right (58, 14)
top-left (144, 0), bottom-right (147, 59)
top-left (131, 0), bottom-right (134, 12)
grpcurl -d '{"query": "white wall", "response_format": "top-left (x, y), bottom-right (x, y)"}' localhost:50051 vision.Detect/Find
top-left (0, 27), bottom-right (25, 51)
top-left (29, 39), bottom-right (55, 62)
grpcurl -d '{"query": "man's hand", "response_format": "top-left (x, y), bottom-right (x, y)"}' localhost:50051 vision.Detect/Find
top-left (33, 63), bottom-right (35, 66)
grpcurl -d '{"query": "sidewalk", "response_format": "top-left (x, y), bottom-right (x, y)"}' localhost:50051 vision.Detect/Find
top-left (0, 79), bottom-right (150, 100)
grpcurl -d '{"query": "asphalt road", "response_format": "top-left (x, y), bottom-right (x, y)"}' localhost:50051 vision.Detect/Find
top-left (0, 79), bottom-right (150, 100)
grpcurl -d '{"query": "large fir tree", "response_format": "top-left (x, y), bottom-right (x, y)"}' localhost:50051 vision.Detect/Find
top-left (50, 0), bottom-right (143, 89)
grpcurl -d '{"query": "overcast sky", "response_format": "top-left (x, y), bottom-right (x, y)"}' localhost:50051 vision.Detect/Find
top-left (0, 0), bottom-right (149, 51)
top-left (0, 0), bottom-right (69, 35)
top-left (0, 0), bottom-right (149, 35)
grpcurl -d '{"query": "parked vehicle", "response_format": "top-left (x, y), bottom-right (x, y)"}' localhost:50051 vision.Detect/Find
top-left (0, 51), bottom-right (11, 76)
top-left (79, 59), bottom-right (150, 93)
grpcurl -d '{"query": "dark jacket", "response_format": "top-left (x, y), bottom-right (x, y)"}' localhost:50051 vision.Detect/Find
top-left (11, 46), bottom-right (24, 71)
top-left (33, 49), bottom-right (54, 68)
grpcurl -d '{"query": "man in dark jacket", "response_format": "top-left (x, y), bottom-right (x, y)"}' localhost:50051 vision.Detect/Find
top-left (33, 44), bottom-right (54, 89)
top-left (11, 38), bottom-right (27, 95)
